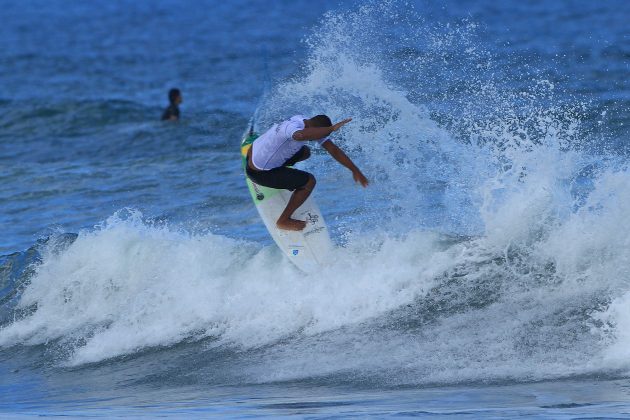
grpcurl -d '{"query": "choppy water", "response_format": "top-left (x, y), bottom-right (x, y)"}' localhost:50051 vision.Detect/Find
top-left (1, 0), bottom-right (630, 417)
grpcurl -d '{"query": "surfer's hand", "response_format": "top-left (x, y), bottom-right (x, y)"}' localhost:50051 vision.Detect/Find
top-left (353, 170), bottom-right (369, 187)
top-left (332, 118), bottom-right (352, 132)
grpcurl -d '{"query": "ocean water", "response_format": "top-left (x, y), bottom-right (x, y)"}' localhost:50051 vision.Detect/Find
top-left (1, 0), bottom-right (630, 417)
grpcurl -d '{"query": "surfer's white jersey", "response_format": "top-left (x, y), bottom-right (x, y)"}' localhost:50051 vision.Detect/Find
top-left (251, 115), bottom-right (329, 170)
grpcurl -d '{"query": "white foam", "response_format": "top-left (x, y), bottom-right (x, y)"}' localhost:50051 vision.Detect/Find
top-left (0, 211), bottom-right (450, 366)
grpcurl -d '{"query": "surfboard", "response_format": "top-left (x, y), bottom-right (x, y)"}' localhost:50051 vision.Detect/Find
top-left (240, 123), bottom-right (333, 272)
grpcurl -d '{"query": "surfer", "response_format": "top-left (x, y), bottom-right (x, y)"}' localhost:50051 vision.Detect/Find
top-left (246, 115), bottom-right (368, 231)
top-left (161, 88), bottom-right (182, 121)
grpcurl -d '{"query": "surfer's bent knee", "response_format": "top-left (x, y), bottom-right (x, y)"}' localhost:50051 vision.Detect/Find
top-left (298, 174), bottom-right (316, 192)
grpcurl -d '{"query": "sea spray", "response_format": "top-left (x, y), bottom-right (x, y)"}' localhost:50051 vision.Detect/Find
top-left (223, 1), bottom-right (630, 384)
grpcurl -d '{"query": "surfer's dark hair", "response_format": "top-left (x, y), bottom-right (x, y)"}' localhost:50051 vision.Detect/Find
top-left (168, 88), bottom-right (181, 103)
top-left (310, 115), bottom-right (332, 127)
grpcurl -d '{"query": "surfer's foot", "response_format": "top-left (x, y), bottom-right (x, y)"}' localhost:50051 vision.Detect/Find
top-left (277, 218), bottom-right (306, 231)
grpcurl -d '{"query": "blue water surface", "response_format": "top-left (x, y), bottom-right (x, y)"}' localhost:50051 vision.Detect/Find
top-left (1, 0), bottom-right (630, 417)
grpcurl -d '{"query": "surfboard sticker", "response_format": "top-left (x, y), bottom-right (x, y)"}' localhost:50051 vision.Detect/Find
top-left (241, 126), bottom-right (333, 272)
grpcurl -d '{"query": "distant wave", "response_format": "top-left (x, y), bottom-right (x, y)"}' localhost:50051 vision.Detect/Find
top-left (0, 99), bottom-right (242, 162)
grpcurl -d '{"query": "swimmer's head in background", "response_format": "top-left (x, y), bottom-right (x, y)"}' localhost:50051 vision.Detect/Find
top-left (168, 88), bottom-right (182, 105)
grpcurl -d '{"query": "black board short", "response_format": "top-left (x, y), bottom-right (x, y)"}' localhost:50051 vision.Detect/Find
top-left (246, 146), bottom-right (311, 191)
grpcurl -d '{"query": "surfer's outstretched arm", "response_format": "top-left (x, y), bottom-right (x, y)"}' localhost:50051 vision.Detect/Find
top-left (322, 141), bottom-right (369, 187)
